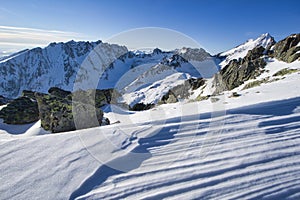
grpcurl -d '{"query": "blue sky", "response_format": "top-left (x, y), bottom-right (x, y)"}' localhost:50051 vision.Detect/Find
top-left (0, 0), bottom-right (299, 56)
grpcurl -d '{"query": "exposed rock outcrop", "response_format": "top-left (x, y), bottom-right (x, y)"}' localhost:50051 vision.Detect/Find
top-left (35, 90), bottom-right (104, 133)
top-left (160, 78), bottom-right (206, 104)
top-left (72, 88), bottom-right (119, 108)
top-left (129, 103), bottom-right (155, 111)
top-left (21, 90), bottom-right (37, 99)
top-left (48, 87), bottom-right (72, 99)
top-left (0, 87), bottom-right (117, 131)
top-left (272, 33), bottom-right (300, 63)
top-left (35, 93), bottom-right (75, 133)
top-left (176, 47), bottom-right (211, 61)
top-left (213, 46), bottom-right (267, 93)
top-left (0, 96), bottom-right (39, 124)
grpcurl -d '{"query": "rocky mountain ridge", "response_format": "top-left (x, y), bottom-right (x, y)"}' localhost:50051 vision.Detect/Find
top-left (0, 33), bottom-right (300, 132)
top-left (212, 33), bottom-right (300, 94)
top-left (0, 40), bottom-right (127, 98)
top-left (218, 33), bottom-right (276, 68)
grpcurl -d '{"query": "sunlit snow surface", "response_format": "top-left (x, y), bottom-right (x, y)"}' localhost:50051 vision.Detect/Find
top-left (1, 58), bottom-right (300, 199)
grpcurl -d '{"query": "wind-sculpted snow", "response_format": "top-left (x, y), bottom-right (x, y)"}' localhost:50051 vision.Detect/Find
top-left (1, 95), bottom-right (300, 199)
top-left (71, 98), bottom-right (300, 200)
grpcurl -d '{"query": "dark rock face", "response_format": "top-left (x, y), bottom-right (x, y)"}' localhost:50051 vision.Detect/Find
top-left (0, 87), bottom-right (115, 131)
top-left (72, 88), bottom-right (119, 108)
top-left (161, 54), bottom-right (189, 68)
top-left (213, 46), bottom-right (267, 93)
top-left (176, 47), bottom-right (211, 62)
top-left (272, 33), bottom-right (300, 63)
top-left (34, 87), bottom-right (117, 133)
top-left (152, 48), bottom-right (163, 54)
top-left (35, 93), bottom-right (75, 133)
top-left (35, 91), bottom-right (104, 133)
top-left (72, 101), bottom-right (104, 131)
top-left (160, 78), bottom-right (206, 104)
top-left (21, 90), bottom-right (36, 99)
top-left (129, 103), bottom-right (155, 111)
top-left (48, 87), bottom-right (72, 99)
top-left (160, 90), bottom-right (178, 104)
top-left (244, 46), bottom-right (266, 61)
top-left (101, 117), bottom-right (110, 126)
top-left (0, 97), bottom-right (39, 124)
top-left (188, 78), bottom-right (206, 90)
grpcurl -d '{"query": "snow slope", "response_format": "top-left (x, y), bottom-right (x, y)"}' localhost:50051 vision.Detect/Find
top-left (78, 99), bottom-right (300, 200)
top-left (97, 50), bottom-right (172, 90)
top-left (122, 72), bottom-right (189, 106)
top-left (118, 54), bottom-right (219, 106)
top-left (1, 61), bottom-right (300, 199)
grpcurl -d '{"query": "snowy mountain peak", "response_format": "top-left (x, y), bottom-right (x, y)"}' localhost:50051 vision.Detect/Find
top-left (176, 47), bottom-right (211, 61)
top-left (244, 33), bottom-right (274, 45)
top-left (152, 48), bottom-right (163, 54)
top-left (253, 32), bottom-right (271, 41)
top-left (256, 32), bottom-right (275, 48)
top-left (0, 40), bottom-right (128, 98)
top-left (219, 33), bottom-right (276, 68)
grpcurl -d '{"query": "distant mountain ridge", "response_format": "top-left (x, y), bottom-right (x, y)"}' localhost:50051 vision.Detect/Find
top-left (0, 40), bottom-right (127, 98)
top-left (0, 33), bottom-right (299, 106)
top-left (0, 40), bottom-right (215, 100)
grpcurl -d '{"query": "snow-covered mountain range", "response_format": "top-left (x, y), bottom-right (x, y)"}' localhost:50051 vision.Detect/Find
top-left (0, 41), bottom-right (218, 107)
top-left (0, 33), bottom-right (285, 107)
top-left (0, 32), bottom-right (300, 109)
top-left (0, 40), bottom-right (127, 98)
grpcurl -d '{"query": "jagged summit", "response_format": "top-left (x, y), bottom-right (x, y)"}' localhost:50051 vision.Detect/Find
top-left (176, 47), bottom-right (211, 61)
top-left (0, 40), bottom-right (128, 98)
top-left (152, 48), bottom-right (163, 54)
top-left (49, 39), bottom-right (102, 46)
top-left (219, 33), bottom-right (276, 68)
